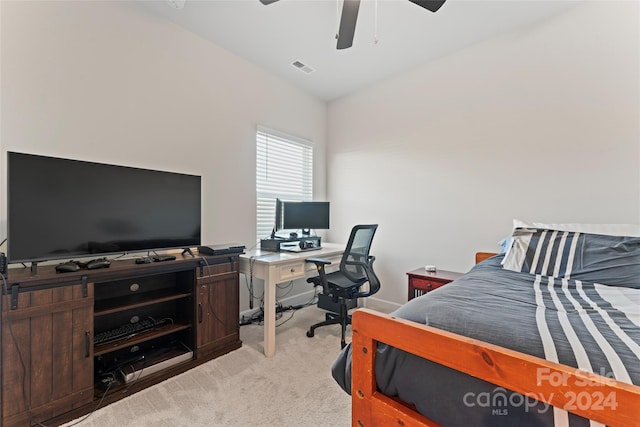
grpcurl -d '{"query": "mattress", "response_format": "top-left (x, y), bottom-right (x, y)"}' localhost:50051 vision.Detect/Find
top-left (332, 254), bottom-right (640, 427)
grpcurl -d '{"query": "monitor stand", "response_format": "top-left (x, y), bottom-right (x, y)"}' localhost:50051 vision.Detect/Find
top-left (270, 228), bottom-right (286, 240)
top-left (31, 261), bottom-right (38, 276)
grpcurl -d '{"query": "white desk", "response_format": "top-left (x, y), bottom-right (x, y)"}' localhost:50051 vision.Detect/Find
top-left (239, 242), bottom-right (344, 357)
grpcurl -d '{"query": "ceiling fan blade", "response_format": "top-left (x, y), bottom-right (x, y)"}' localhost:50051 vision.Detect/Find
top-left (407, 0), bottom-right (446, 13)
top-left (336, 0), bottom-right (361, 50)
top-left (259, 0), bottom-right (279, 4)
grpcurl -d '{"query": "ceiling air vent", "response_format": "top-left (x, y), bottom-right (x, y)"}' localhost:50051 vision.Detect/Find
top-left (291, 60), bottom-right (315, 74)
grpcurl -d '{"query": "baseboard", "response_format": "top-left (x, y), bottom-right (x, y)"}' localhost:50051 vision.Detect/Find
top-left (360, 296), bottom-right (401, 314)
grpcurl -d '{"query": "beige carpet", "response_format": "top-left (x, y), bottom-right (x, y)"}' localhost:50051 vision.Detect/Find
top-left (63, 306), bottom-right (351, 427)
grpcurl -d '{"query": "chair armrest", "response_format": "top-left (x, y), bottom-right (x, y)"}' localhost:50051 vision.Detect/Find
top-left (305, 257), bottom-right (332, 267)
top-left (306, 258), bottom-right (331, 292)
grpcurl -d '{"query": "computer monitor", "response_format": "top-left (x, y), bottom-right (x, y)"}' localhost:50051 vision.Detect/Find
top-left (275, 199), bottom-right (330, 236)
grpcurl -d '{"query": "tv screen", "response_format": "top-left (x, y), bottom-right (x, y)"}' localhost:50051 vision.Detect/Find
top-left (7, 152), bottom-right (201, 263)
top-left (277, 200), bottom-right (330, 232)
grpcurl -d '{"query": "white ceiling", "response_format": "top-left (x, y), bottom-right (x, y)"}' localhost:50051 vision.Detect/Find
top-left (138, 0), bottom-right (578, 102)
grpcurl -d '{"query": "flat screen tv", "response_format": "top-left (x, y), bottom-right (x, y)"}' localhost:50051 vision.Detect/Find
top-left (7, 152), bottom-right (201, 263)
top-left (275, 199), bottom-right (330, 236)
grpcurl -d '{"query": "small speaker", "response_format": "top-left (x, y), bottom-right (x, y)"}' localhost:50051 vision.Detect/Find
top-left (0, 252), bottom-right (7, 277)
top-left (299, 240), bottom-right (315, 249)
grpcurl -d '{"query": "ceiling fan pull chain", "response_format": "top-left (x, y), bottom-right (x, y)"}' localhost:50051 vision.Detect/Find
top-left (374, 0), bottom-right (379, 44)
top-left (335, 0), bottom-right (340, 40)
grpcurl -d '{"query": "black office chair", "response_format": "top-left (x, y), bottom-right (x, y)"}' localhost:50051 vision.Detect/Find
top-left (305, 224), bottom-right (380, 348)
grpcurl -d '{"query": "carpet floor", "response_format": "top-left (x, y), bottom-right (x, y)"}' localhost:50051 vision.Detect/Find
top-left (62, 306), bottom-right (351, 427)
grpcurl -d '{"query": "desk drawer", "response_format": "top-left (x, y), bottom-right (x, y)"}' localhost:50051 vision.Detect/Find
top-left (277, 262), bottom-right (306, 282)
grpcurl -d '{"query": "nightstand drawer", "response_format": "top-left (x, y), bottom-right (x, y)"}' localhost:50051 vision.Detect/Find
top-left (406, 268), bottom-right (463, 300)
top-left (409, 277), bottom-right (448, 298)
top-left (411, 277), bottom-right (447, 292)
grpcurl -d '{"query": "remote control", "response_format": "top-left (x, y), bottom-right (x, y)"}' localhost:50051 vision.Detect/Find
top-left (153, 255), bottom-right (176, 262)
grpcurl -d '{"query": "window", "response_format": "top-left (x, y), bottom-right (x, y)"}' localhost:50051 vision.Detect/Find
top-left (256, 127), bottom-right (313, 241)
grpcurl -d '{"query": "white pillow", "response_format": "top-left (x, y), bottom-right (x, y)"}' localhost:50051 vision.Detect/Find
top-left (512, 219), bottom-right (640, 237)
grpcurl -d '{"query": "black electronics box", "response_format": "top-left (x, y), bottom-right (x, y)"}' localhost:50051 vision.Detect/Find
top-left (260, 236), bottom-right (321, 252)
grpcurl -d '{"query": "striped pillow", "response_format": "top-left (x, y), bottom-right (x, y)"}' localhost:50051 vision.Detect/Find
top-left (502, 228), bottom-right (640, 288)
top-left (502, 228), bottom-right (580, 277)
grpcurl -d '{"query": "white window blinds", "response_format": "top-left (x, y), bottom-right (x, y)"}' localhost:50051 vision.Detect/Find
top-left (256, 127), bottom-right (313, 241)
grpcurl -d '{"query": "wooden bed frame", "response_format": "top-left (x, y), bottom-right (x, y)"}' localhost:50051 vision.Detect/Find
top-left (351, 253), bottom-right (640, 427)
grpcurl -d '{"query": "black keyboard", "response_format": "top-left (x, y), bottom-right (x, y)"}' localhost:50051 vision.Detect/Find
top-left (94, 318), bottom-right (157, 345)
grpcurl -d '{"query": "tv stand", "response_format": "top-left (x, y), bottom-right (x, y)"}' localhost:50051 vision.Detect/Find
top-left (1, 250), bottom-right (242, 427)
top-left (30, 261), bottom-right (38, 275)
top-left (181, 247), bottom-right (195, 257)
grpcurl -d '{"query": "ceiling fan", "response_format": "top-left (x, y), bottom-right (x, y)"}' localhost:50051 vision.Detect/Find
top-left (259, 0), bottom-right (446, 50)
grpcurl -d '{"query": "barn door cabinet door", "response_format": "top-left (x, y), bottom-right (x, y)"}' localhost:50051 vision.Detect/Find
top-left (195, 257), bottom-right (240, 358)
top-left (1, 282), bottom-right (94, 427)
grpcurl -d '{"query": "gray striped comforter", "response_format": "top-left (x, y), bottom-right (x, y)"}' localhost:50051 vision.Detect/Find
top-left (331, 255), bottom-right (640, 427)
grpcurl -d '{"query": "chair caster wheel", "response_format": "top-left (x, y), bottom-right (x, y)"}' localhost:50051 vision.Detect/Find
top-left (306, 329), bottom-right (314, 338)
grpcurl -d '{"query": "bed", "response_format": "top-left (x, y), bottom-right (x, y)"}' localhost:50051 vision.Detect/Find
top-left (331, 223), bottom-right (640, 427)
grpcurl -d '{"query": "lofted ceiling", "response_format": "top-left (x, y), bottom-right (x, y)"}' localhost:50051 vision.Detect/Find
top-left (138, 0), bottom-right (578, 102)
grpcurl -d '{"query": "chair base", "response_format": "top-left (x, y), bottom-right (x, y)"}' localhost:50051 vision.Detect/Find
top-left (307, 302), bottom-right (352, 348)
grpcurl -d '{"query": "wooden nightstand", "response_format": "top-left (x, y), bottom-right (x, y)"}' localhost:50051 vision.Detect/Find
top-left (407, 268), bottom-right (463, 300)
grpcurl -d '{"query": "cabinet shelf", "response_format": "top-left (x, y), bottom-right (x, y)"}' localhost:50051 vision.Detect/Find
top-left (94, 323), bottom-right (191, 356)
top-left (94, 290), bottom-right (191, 317)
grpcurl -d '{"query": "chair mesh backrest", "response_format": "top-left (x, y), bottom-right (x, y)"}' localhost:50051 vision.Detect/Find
top-left (340, 224), bottom-right (378, 283)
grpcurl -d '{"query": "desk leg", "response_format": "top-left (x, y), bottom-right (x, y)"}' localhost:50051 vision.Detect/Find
top-left (263, 273), bottom-right (276, 357)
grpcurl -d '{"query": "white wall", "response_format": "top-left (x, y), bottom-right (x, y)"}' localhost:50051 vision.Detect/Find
top-left (0, 1), bottom-right (327, 312)
top-left (3, 1), bottom-right (639, 314)
top-left (327, 1), bottom-right (640, 310)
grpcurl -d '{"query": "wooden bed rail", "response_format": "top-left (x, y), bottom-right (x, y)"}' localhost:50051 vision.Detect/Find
top-left (474, 251), bottom-right (497, 264)
top-left (351, 308), bottom-right (640, 427)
